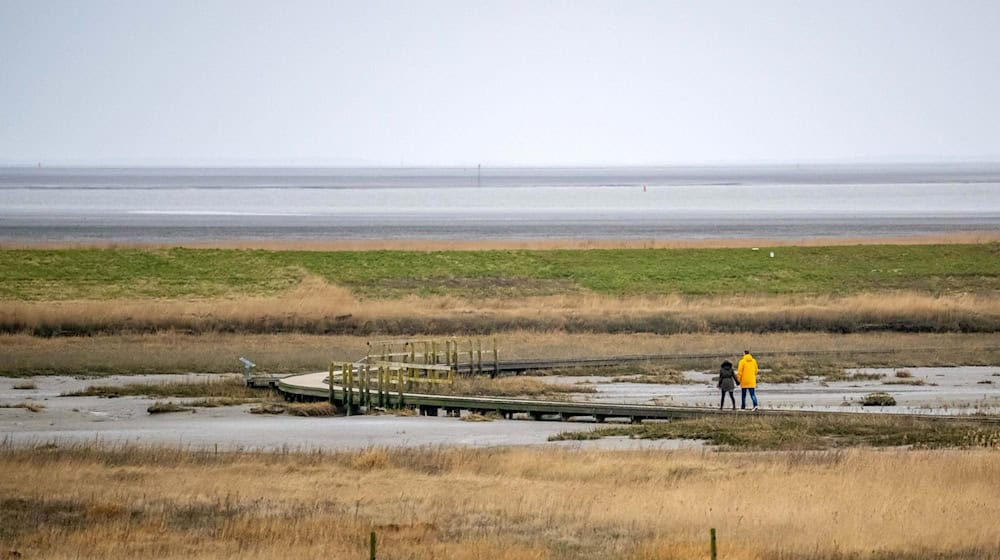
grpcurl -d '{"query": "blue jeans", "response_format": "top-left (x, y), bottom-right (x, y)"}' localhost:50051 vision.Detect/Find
top-left (741, 388), bottom-right (758, 409)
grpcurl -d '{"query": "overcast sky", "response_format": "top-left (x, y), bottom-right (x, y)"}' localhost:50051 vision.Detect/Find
top-left (2, 0), bottom-right (999, 166)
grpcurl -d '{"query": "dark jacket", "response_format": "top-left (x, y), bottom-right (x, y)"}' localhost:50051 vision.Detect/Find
top-left (718, 361), bottom-right (737, 392)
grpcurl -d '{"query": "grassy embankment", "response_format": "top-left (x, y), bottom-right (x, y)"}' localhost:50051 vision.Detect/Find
top-left (2, 443), bottom-right (999, 560)
top-left (1, 244), bottom-right (999, 376)
top-left (3, 244), bottom-right (999, 335)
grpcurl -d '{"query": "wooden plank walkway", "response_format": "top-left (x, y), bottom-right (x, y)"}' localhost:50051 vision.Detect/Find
top-left (276, 371), bottom-right (1000, 424)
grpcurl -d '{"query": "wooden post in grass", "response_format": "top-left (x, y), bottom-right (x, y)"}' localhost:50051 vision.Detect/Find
top-left (369, 530), bottom-right (377, 560)
top-left (710, 528), bottom-right (717, 560)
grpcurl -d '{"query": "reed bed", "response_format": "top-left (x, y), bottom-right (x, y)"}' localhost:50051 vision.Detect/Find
top-left (62, 377), bottom-right (260, 398)
top-left (421, 376), bottom-right (595, 398)
top-left (2, 331), bottom-right (999, 377)
top-left (5, 289), bottom-right (1000, 336)
top-left (1, 443), bottom-right (998, 559)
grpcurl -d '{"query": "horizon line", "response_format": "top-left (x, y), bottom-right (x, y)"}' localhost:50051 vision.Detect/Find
top-left (4, 159), bottom-right (1000, 170)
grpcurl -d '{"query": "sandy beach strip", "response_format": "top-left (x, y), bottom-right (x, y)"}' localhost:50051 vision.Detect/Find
top-left (2, 231), bottom-right (998, 252)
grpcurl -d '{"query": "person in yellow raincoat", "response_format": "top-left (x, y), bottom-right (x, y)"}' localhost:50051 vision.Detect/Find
top-left (736, 350), bottom-right (759, 411)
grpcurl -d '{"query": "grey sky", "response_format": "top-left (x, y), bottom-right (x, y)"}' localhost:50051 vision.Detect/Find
top-left (2, 0), bottom-right (999, 166)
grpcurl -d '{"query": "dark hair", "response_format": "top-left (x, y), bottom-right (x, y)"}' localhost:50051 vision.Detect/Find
top-left (744, 350), bottom-right (750, 354)
top-left (721, 360), bottom-right (732, 368)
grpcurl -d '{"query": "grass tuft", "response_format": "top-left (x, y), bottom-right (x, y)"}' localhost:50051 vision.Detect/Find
top-left (248, 403), bottom-right (287, 415)
top-left (187, 397), bottom-right (260, 407)
top-left (284, 402), bottom-right (337, 417)
top-left (146, 401), bottom-right (193, 414)
top-left (460, 412), bottom-right (499, 422)
top-left (861, 392), bottom-right (897, 406)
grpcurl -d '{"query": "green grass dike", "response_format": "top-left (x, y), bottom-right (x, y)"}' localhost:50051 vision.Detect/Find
top-left (2, 243), bottom-right (999, 300)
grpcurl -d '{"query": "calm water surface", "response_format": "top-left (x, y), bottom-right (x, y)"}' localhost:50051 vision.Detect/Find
top-left (1, 165), bottom-right (998, 242)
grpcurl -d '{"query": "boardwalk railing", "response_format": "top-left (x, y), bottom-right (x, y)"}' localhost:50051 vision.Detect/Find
top-left (366, 338), bottom-right (499, 378)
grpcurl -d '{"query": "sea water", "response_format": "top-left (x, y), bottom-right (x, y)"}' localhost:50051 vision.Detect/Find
top-left (1, 165), bottom-right (998, 242)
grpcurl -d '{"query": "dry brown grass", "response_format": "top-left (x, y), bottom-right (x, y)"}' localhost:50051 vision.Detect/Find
top-left (423, 376), bottom-right (594, 398)
top-left (0, 332), bottom-right (369, 376)
top-left (2, 331), bottom-right (999, 377)
top-left (283, 402), bottom-right (338, 416)
top-left (1, 444), bottom-right (998, 559)
top-left (145, 401), bottom-right (193, 414)
top-left (5, 273), bottom-right (1000, 336)
top-left (63, 377), bottom-right (261, 398)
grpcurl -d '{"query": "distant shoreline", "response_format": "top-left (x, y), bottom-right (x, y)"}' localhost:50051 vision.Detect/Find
top-left (2, 231), bottom-right (997, 251)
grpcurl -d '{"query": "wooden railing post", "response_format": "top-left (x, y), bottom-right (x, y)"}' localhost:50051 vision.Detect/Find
top-left (345, 363), bottom-right (353, 416)
top-left (396, 368), bottom-right (404, 407)
top-left (377, 366), bottom-right (384, 408)
top-left (362, 363), bottom-right (370, 409)
top-left (492, 337), bottom-right (499, 379)
top-left (328, 363), bottom-right (335, 405)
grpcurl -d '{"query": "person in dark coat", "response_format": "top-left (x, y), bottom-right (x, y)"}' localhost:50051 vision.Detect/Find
top-left (718, 360), bottom-right (737, 410)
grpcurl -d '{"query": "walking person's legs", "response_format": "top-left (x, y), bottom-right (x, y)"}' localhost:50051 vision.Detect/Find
top-left (727, 391), bottom-right (736, 409)
top-left (741, 388), bottom-right (748, 409)
top-left (749, 388), bottom-right (758, 409)
top-left (719, 391), bottom-right (725, 410)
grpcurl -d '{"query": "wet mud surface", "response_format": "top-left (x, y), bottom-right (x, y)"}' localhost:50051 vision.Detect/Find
top-left (0, 374), bottom-right (693, 451)
top-left (2, 366), bottom-right (997, 451)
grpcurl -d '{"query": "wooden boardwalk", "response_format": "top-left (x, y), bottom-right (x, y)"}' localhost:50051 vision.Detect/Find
top-left (276, 371), bottom-right (1000, 424)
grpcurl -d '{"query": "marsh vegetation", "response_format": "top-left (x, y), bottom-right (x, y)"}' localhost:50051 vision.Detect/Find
top-left (1, 443), bottom-right (998, 559)
top-left (549, 414), bottom-right (1000, 450)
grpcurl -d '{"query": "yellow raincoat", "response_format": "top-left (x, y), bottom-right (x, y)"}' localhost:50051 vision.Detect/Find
top-left (737, 353), bottom-right (758, 388)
